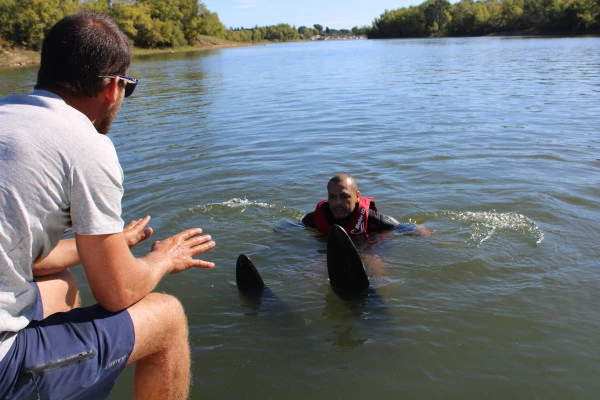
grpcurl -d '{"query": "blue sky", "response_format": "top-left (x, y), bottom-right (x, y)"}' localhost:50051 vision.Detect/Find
top-left (204, 0), bottom-right (422, 30)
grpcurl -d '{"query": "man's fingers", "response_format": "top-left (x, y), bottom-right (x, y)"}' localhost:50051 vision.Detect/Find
top-left (188, 236), bottom-right (216, 255)
top-left (150, 229), bottom-right (215, 266)
top-left (127, 216), bottom-right (151, 230)
top-left (184, 233), bottom-right (215, 268)
top-left (186, 234), bottom-right (212, 246)
top-left (192, 259), bottom-right (215, 269)
top-left (142, 227), bottom-right (153, 239)
top-left (179, 228), bottom-right (203, 241)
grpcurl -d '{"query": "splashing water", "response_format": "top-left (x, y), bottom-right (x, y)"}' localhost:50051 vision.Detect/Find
top-left (436, 210), bottom-right (544, 246)
top-left (221, 198), bottom-right (273, 210)
top-left (189, 198), bottom-right (305, 224)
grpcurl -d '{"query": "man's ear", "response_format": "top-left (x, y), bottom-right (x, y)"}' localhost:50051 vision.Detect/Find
top-left (101, 76), bottom-right (120, 105)
top-left (356, 190), bottom-right (360, 200)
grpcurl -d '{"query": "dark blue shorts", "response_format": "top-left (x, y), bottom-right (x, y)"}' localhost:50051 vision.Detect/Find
top-left (0, 287), bottom-right (135, 400)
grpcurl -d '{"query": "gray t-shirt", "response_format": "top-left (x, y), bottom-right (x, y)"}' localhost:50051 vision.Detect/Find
top-left (0, 90), bottom-right (125, 360)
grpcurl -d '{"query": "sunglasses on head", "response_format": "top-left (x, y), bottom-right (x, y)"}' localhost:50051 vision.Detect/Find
top-left (98, 75), bottom-right (139, 97)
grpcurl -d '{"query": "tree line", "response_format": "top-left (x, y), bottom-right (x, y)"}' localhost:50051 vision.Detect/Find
top-left (224, 24), bottom-right (369, 43)
top-left (368, 0), bottom-right (600, 38)
top-left (1, 0), bottom-right (598, 51)
top-left (0, 0), bottom-right (226, 50)
top-left (0, 0), bottom-right (367, 50)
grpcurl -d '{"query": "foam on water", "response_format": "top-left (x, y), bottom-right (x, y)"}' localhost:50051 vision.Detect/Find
top-left (434, 210), bottom-right (544, 246)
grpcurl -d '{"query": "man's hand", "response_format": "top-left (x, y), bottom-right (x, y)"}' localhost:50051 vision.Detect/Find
top-left (124, 215), bottom-right (153, 248)
top-left (150, 228), bottom-right (216, 272)
top-left (414, 225), bottom-right (432, 236)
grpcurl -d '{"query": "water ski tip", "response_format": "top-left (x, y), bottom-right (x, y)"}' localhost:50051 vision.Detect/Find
top-left (236, 254), bottom-right (265, 292)
top-left (327, 225), bottom-right (370, 291)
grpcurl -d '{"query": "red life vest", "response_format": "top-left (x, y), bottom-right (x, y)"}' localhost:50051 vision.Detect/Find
top-left (314, 197), bottom-right (376, 234)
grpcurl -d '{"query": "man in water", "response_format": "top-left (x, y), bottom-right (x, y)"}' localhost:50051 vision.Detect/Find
top-left (0, 11), bottom-right (215, 400)
top-left (302, 172), bottom-right (430, 235)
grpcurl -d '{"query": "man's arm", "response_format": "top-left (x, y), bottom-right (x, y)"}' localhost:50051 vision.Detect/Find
top-left (33, 238), bottom-right (80, 276)
top-left (76, 228), bottom-right (215, 312)
top-left (411, 225), bottom-right (431, 235)
top-left (369, 210), bottom-right (401, 231)
top-left (33, 216), bottom-right (155, 277)
top-left (369, 211), bottom-right (431, 235)
top-left (301, 212), bottom-right (316, 228)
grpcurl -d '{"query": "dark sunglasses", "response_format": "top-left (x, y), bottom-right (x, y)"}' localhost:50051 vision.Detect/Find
top-left (98, 75), bottom-right (139, 97)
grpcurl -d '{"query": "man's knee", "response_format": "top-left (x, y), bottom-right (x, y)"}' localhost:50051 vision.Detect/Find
top-left (141, 292), bottom-right (186, 324)
top-left (127, 293), bottom-right (189, 364)
top-left (36, 269), bottom-right (80, 317)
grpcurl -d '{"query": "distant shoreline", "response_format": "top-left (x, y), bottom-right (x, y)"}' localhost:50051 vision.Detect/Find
top-left (0, 38), bottom-right (251, 70)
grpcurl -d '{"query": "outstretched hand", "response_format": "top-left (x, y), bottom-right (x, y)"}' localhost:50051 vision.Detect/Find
top-left (151, 228), bottom-right (216, 272)
top-left (124, 215), bottom-right (154, 248)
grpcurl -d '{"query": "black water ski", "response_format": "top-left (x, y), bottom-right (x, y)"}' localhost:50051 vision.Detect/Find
top-left (236, 254), bottom-right (291, 315)
top-left (236, 254), bottom-right (265, 292)
top-left (327, 225), bottom-right (370, 291)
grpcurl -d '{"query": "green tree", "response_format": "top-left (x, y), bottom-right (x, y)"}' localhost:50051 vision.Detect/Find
top-left (108, 1), bottom-right (144, 42)
top-left (81, 0), bottom-right (110, 14)
top-left (264, 24), bottom-right (298, 41)
top-left (133, 0), bottom-right (184, 47)
top-left (500, 0), bottom-right (525, 31)
top-left (252, 26), bottom-right (267, 41)
top-left (197, 3), bottom-right (226, 37)
top-left (564, 0), bottom-right (600, 32)
top-left (179, 0), bottom-right (202, 43)
top-left (449, 0), bottom-right (478, 35)
top-left (0, 0), bottom-right (16, 44)
top-left (9, 0), bottom-right (67, 50)
top-left (423, 0), bottom-right (452, 35)
top-left (132, 7), bottom-right (162, 47)
top-left (369, 6), bottom-right (427, 38)
top-left (138, 0), bottom-right (182, 22)
top-left (521, 0), bottom-right (550, 30)
top-left (471, 0), bottom-right (493, 34)
top-left (298, 25), bottom-right (315, 39)
top-left (225, 28), bottom-right (251, 42)
top-left (351, 26), bottom-right (369, 36)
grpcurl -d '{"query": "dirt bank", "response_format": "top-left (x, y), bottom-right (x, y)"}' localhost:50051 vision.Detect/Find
top-left (0, 47), bottom-right (39, 69)
top-left (0, 38), bottom-right (250, 70)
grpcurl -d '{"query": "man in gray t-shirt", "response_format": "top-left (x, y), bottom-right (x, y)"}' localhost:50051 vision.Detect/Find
top-left (0, 11), bottom-right (215, 400)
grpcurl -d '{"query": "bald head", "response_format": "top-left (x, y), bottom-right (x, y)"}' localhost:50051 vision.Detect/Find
top-left (327, 173), bottom-right (358, 193)
top-left (327, 173), bottom-right (360, 219)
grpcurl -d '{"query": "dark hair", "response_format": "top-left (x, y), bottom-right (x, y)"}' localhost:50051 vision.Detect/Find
top-left (36, 10), bottom-right (132, 97)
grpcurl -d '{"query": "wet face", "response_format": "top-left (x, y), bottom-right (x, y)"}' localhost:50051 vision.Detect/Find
top-left (327, 178), bottom-right (360, 219)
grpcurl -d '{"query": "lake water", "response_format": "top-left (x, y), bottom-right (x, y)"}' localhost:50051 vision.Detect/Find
top-left (1, 36), bottom-right (599, 399)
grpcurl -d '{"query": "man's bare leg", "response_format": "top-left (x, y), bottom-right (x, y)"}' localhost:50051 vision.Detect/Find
top-left (38, 272), bottom-right (191, 399)
top-left (36, 269), bottom-right (80, 317)
top-left (126, 293), bottom-right (191, 400)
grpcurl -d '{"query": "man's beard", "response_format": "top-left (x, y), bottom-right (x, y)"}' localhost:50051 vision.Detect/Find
top-left (332, 209), bottom-right (349, 219)
top-left (95, 98), bottom-right (122, 134)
